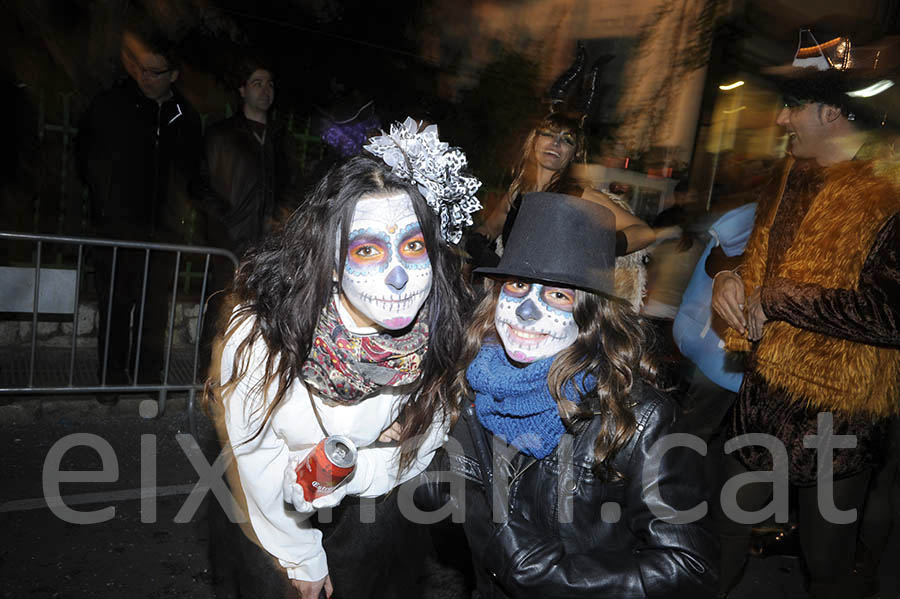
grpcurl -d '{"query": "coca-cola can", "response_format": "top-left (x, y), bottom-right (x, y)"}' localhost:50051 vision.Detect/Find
top-left (295, 435), bottom-right (358, 501)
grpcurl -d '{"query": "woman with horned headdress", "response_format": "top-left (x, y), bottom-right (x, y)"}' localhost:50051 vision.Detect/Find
top-left (466, 44), bottom-right (663, 310)
top-left (205, 118), bottom-right (480, 599)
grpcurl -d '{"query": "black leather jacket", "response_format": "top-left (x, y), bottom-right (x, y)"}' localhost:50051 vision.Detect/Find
top-left (76, 78), bottom-right (201, 241)
top-left (195, 112), bottom-right (298, 254)
top-left (415, 381), bottom-right (718, 598)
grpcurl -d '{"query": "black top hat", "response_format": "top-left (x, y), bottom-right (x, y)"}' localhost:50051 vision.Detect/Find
top-left (475, 192), bottom-right (616, 296)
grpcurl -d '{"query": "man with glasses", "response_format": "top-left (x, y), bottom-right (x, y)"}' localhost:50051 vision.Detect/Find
top-left (76, 17), bottom-right (201, 396)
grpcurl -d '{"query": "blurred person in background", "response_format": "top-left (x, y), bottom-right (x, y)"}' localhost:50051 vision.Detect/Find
top-left (195, 54), bottom-right (299, 370)
top-left (76, 13), bottom-right (201, 393)
top-left (640, 188), bottom-right (706, 392)
top-left (672, 201), bottom-right (756, 442)
top-left (197, 54), bottom-right (299, 257)
top-left (711, 28), bottom-right (900, 598)
top-left (465, 44), bottom-right (662, 310)
top-left (466, 111), bottom-right (657, 309)
top-left (316, 80), bottom-right (381, 161)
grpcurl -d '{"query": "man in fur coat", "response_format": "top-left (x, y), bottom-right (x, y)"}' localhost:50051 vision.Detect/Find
top-left (711, 29), bottom-right (900, 599)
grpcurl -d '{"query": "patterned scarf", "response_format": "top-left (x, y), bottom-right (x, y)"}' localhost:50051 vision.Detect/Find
top-left (467, 343), bottom-right (593, 459)
top-left (301, 297), bottom-right (429, 405)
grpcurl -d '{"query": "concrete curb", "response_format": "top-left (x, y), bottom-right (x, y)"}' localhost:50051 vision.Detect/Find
top-left (1, 393), bottom-right (193, 426)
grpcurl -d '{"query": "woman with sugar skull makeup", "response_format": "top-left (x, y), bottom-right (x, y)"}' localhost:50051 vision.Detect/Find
top-left (417, 192), bottom-right (718, 598)
top-left (205, 118), bottom-right (479, 599)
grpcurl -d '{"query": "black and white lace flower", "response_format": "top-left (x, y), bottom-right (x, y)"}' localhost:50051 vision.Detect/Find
top-left (364, 117), bottom-right (482, 244)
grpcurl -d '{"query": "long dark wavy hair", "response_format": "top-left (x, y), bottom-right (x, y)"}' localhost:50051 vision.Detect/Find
top-left (206, 155), bottom-right (472, 473)
top-left (452, 279), bottom-right (659, 480)
top-left (507, 111), bottom-right (587, 202)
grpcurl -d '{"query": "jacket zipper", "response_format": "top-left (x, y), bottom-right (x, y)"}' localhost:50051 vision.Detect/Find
top-left (149, 101), bottom-right (162, 237)
top-left (508, 456), bottom-right (538, 487)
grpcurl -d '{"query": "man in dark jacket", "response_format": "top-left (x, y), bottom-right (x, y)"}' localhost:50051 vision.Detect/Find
top-left (197, 56), bottom-right (299, 256)
top-left (77, 21), bottom-right (201, 389)
top-left (194, 56), bottom-right (299, 371)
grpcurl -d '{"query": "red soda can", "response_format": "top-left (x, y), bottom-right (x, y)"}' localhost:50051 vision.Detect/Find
top-left (295, 435), bottom-right (358, 501)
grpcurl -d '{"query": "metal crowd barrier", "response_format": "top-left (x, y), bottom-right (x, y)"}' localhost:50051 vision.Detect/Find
top-left (0, 231), bottom-right (238, 436)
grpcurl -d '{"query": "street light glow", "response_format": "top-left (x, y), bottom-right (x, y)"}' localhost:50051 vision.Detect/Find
top-left (718, 80), bottom-right (745, 91)
top-left (846, 79), bottom-right (894, 98)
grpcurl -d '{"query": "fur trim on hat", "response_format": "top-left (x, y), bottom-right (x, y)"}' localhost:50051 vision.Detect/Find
top-left (604, 192), bottom-right (647, 311)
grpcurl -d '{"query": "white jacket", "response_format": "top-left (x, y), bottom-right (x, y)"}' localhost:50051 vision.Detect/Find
top-left (220, 299), bottom-right (448, 581)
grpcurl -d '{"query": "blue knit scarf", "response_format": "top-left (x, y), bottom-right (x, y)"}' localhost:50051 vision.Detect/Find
top-left (467, 343), bottom-right (593, 459)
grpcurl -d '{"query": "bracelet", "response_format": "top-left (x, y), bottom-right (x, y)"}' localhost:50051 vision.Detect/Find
top-left (713, 269), bottom-right (740, 284)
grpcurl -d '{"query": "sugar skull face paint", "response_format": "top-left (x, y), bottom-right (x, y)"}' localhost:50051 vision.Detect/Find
top-left (494, 280), bottom-right (578, 363)
top-left (340, 193), bottom-right (432, 330)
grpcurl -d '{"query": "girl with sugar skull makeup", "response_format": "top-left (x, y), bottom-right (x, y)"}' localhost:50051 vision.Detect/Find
top-left (417, 192), bottom-right (719, 598)
top-left (205, 119), bottom-right (479, 599)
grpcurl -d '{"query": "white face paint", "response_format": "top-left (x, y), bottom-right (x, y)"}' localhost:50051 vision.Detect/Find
top-left (494, 280), bottom-right (578, 363)
top-left (340, 193), bottom-right (433, 330)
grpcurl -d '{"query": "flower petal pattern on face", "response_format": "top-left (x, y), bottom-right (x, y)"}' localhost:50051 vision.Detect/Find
top-left (494, 282), bottom-right (579, 363)
top-left (363, 117), bottom-right (482, 244)
top-left (341, 194), bottom-right (433, 330)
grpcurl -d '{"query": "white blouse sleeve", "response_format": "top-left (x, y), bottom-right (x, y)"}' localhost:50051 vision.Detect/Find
top-left (343, 407), bottom-right (450, 498)
top-left (221, 321), bottom-right (328, 582)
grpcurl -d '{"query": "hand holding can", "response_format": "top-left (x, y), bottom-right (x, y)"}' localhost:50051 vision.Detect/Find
top-left (295, 435), bottom-right (358, 502)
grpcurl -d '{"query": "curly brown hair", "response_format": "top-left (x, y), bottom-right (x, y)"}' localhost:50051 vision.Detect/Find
top-left (451, 278), bottom-right (659, 480)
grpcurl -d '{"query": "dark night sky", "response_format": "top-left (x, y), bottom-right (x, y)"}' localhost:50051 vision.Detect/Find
top-left (184, 1), bottom-right (445, 121)
top-left (2, 0), bottom-right (534, 236)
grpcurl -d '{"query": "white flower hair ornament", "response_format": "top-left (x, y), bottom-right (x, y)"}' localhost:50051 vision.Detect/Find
top-left (363, 117), bottom-right (482, 244)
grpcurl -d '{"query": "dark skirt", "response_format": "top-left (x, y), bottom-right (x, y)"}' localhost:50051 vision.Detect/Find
top-left (727, 370), bottom-right (889, 486)
top-left (209, 491), bottom-right (430, 598)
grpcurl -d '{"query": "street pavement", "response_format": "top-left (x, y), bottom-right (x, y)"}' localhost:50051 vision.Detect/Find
top-left (1, 394), bottom-right (897, 598)
top-left (0, 394), bottom-right (469, 599)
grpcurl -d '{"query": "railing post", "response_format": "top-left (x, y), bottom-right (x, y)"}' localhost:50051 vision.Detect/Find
top-left (67, 245), bottom-right (84, 387)
top-left (0, 232), bottom-right (237, 401)
top-left (28, 241), bottom-right (42, 388)
top-left (57, 92), bottom-right (76, 240)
